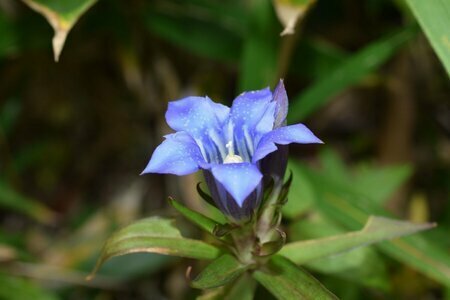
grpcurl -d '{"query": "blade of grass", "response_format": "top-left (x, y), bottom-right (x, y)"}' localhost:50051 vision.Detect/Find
top-left (405, 0), bottom-right (450, 76)
top-left (288, 27), bottom-right (417, 122)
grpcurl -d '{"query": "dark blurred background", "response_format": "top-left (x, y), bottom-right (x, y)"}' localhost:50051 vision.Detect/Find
top-left (0, 0), bottom-right (449, 299)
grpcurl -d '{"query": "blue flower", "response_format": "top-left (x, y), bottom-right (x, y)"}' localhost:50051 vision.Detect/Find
top-left (142, 80), bottom-right (322, 218)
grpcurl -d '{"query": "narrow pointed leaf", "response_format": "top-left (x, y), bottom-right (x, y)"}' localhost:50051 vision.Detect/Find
top-left (22, 0), bottom-right (97, 61)
top-left (143, 3), bottom-right (244, 63)
top-left (88, 217), bottom-right (221, 279)
top-left (353, 164), bottom-right (412, 205)
top-left (191, 254), bottom-right (248, 289)
top-left (405, 0), bottom-right (450, 76)
top-left (280, 216), bottom-right (435, 264)
top-left (272, 0), bottom-right (316, 36)
top-left (168, 197), bottom-right (223, 234)
top-left (0, 274), bottom-right (59, 300)
top-left (0, 181), bottom-right (56, 224)
top-left (318, 148), bottom-right (412, 205)
top-left (253, 255), bottom-right (338, 299)
top-left (197, 274), bottom-right (256, 300)
top-left (281, 161), bottom-right (316, 219)
top-left (0, 13), bottom-right (18, 58)
top-left (288, 27), bottom-right (416, 121)
top-left (288, 217), bottom-right (389, 290)
top-left (239, 0), bottom-right (279, 90)
top-left (295, 159), bottom-right (450, 286)
top-left (223, 273), bottom-right (256, 300)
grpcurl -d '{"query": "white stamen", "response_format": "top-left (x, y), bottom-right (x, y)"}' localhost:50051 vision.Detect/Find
top-left (226, 141), bottom-right (234, 155)
top-left (223, 141), bottom-right (243, 164)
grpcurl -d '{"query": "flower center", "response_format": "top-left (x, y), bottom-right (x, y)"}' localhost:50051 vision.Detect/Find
top-left (223, 141), bottom-right (243, 164)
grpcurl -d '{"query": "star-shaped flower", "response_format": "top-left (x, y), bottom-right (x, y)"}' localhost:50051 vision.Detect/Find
top-left (142, 80), bottom-right (322, 214)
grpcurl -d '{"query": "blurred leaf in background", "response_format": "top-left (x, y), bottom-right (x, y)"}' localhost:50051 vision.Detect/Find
top-left (0, 12), bottom-right (18, 58)
top-left (0, 181), bottom-right (55, 224)
top-left (288, 26), bottom-right (417, 122)
top-left (143, 1), bottom-right (245, 63)
top-left (286, 156), bottom-right (450, 288)
top-left (0, 274), bottom-right (59, 300)
top-left (405, 0), bottom-right (450, 76)
top-left (239, 0), bottom-right (281, 90)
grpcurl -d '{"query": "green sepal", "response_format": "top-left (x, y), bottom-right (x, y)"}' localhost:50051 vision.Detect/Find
top-left (254, 229), bottom-right (286, 257)
top-left (278, 170), bottom-right (293, 205)
top-left (196, 182), bottom-right (215, 205)
top-left (212, 223), bottom-right (237, 238)
top-left (261, 177), bottom-right (275, 205)
top-left (195, 183), bottom-right (228, 223)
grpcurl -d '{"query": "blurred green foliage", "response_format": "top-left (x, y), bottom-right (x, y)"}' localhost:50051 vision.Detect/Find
top-left (0, 0), bottom-right (449, 299)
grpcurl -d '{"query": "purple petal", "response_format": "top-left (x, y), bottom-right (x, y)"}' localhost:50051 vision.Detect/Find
top-left (273, 79), bottom-right (288, 128)
top-left (230, 88), bottom-right (274, 132)
top-left (207, 96), bottom-right (230, 124)
top-left (165, 96), bottom-right (229, 138)
top-left (253, 124), bottom-right (323, 162)
top-left (141, 132), bottom-right (205, 176)
top-left (211, 163), bottom-right (263, 207)
top-left (255, 101), bottom-right (276, 135)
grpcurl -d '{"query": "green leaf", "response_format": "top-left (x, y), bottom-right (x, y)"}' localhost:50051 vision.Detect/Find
top-left (0, 181), bottom-right (56, 224)
top-left (353, 164), bottom-right (412, 205)
top-left (223, 273), bottom-right (256, 300)
top-left (379, 235), bottom-right (450, 287)
top-left (272, 0), bottom-right (316, 36)
top-left (288, 217), bottom-right (389, 290)
top-left (143, 5), bottom-right (242, 62)
top-left (239, 0), bottom-right (280, 90)
top-left (197, 274), bottom-right (256, 300)
top-left (306, 248), bottom-right (389, 290)
top-left (288, 27), bottom-right (417, 121)
top-left (283, 148), bottom-right (409, 220)
top-left (280, 215), bottom-right (434, 264)
top-left (0, 13), bottom-right (18, 58)
top-left (92, 253), bottom-right (171, 281)
top-left (168, 197), bottom-right (223, 234)
top-left (88, 217), bottom-right (221, 279)
top-left (405, 0), bottom-right (450, 76)
top-left (192, 254), bottom-right (249, 289)
top-left (22, 0), bottom-right (97, 61)
top-left (0, 97), bottom-right (21, 135)
top-left (318, 148), bottom-right (413, 205)
top-left (281, 161), bottom-right (316, 219)
top-left (0, 274), bottom-right (59, 300)
top-left (291, 39), bottom-right (348, 79)
top-left (253, 255), bottom-right (338, 299)
top-left (318, 148), bottom-right (348, 182)
top-left (302, 165), bottom-right (450, 287)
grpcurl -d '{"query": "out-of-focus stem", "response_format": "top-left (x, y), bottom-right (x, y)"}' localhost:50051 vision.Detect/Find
top-left (275, 30), bottom-right (301, 82)
top-left (378, 51), bottom-right (415, 215)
